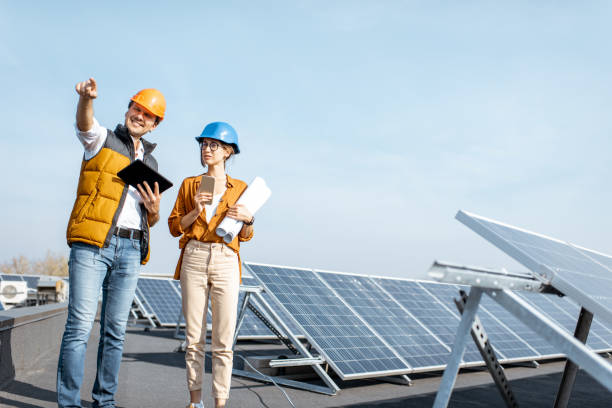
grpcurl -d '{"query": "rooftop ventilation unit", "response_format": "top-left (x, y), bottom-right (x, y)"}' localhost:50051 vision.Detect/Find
top-left (0, 281), bottom-right (28, 305)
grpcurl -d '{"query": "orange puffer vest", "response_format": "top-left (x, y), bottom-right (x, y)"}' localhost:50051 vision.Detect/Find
top-left (66, 124), bottom-right (158, 264)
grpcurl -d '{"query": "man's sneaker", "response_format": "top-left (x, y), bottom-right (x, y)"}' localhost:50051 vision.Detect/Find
top-left (186, 401), bottom-right (204, 408)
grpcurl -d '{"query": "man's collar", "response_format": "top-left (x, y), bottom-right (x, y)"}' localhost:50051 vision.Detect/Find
top-left (114, 124), bottom-right (157, 154)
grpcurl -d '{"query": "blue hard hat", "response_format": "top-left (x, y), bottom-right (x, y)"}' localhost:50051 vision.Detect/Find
top-left (195, 122), bottom-right (240, 154)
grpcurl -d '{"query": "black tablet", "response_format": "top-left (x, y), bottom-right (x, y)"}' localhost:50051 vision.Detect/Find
top-left (117, 160), bottom-right (173, 193)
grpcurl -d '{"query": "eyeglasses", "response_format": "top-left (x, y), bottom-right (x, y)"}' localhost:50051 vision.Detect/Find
top-left (200, 141), bottom-right (220, 152)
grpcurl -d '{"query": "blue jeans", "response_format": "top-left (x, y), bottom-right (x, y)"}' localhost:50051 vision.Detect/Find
top-left (57, 236), bottom-right (141, 408)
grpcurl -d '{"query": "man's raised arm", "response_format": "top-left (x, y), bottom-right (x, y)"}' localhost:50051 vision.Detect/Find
top-left (75, 77), bottom-right (97, 131)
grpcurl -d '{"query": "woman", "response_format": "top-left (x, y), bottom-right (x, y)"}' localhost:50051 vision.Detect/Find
top-left (168, 122), bottom-right (254, 408)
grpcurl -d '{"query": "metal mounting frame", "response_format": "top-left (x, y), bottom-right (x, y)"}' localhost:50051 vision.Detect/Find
top-left (454, 290), bottom-right (519, 408)
top-left (232, 285), bottom-right (340, 396)
top-left (433, 287), bottom-right (612, 408)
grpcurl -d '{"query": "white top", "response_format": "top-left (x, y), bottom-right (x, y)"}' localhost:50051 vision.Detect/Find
top-left (205, 189), bottom-right (226, 224)
top-left (75, 117), bottom-right (145, 230)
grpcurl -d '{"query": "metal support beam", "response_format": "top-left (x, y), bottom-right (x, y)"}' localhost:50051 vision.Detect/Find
top-left (455, 290), bottom-right (519, 408)
top-left (378, 374), bottom-right (412, 386)
top-left (433, 287), bottom-right (483, 408)
top-left (554, 307), bottom-right (594, 408)
top-left (174, 303), bottom-right (185, 340)
top-left (269, 357), bottom-right (325, 367)
top-left (490, 290), bottom-right (612, 392)
top-left (233, 291), bottom-right (251, 346)
top-left (250, 291), bottom-right (340, 394)
top-left (230, 287), bottom-right (340, 395)
top-left (232, 368), bottom-right (337, 395)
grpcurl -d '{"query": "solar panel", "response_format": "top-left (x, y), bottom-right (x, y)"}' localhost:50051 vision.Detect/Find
top-left (478, 294), bottom-right (560, 358)
top-left (420, 281), bottom-right (541, 361)
top-left (134, 287), bottom-right (154, 317)
top-left (516, 292), bottom-right (610, 351)
top-left (317, 271), bottom-right (452, 370)
top-left (136, 278), bottom-right (182, 326)
top-left (557, 296), bottom-right (612, 350)
top-left (457, 210), bottom-right (612, 326)
top-left (21, 275), bottom-right (41, 290)
top-left (240, 275), bottom-right (303, 338)
top-left (236, 276), bottom-right (277, 338)
top-left (374, 278), bottom-right (484, 364)
top-left (246, 263), bottom-right (410, 379)
top-left (1, 274), bottom-right (23, 281)
top-left (169, 280), bottom-right (187, 325)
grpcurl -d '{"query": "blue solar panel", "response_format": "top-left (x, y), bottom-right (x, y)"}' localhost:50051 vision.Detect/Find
top-left (134, 287), bottom-right (154, 317)
top-left (478, 294), bottom-right (560, 357)
top-left (517, 292), bottom-right (610, 351)
top-left (420, 281), bottom-right (541, 361)
top-left (374, 278), bottom-right (484, 364)
top-left (246, 264), bottom-right (410, 379)
top-left (318, 271), bottom-right (451, 370)
top-left (1, 274), bottom-right (23, 281)
top-left (21, 275), bottom-right (41, 290)
top-left (169, 280), bottom-right (187, 325)
top-left (137, 278), bottom-right (182, 326)
top-left (557, 296), bottom-right (612, 350)
top-left (236, 276), bottom-right (278, 338)
top-left (241, 275), bottom-right (303, 338)
top-left (457, 211), bottom-right (612, 326)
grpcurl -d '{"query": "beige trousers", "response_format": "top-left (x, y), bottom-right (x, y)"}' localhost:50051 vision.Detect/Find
top-left (180, 239), bottom-right (240, 399)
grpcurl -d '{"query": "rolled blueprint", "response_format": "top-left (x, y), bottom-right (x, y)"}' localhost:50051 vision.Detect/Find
top-left (216, 176), bottom-right (271, 243)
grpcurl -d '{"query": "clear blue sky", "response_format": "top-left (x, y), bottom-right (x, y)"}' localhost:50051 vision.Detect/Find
top-left (2, 1), bottom-right (612, 278)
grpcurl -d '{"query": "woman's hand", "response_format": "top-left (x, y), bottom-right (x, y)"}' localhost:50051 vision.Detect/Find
top-left (194, 192), bottom-right (212, 213)
top-left (227, 204), bottom-right (253, 223)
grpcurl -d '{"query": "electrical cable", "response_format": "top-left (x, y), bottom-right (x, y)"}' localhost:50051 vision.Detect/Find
top-left (203, 349), bottom-right (296, 408)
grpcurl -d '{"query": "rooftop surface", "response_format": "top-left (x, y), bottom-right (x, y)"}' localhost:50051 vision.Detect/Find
top-left (2, 319), bottom-right (612, 408)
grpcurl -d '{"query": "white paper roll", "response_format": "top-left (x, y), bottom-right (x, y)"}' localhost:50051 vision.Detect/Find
top-left (216, 176), bottom-right (271, 243)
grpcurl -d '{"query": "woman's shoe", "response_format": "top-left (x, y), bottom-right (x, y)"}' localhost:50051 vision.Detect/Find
top-left (186, 401), bottom-right (204, 408)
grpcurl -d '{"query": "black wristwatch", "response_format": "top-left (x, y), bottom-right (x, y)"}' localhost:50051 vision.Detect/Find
top-left (244, 216), bottom-right (255, 226)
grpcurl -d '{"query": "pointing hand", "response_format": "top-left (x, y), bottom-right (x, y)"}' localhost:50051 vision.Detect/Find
top-left (75, 77), bottom-right (97, 99)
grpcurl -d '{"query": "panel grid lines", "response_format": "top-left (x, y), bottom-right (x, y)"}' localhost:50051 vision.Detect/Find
top-left (314, 271), bottom-right (413, 370)
top-left (319, 271), bottom-right (454, 370)
top-left (458, 210), bottom-right (612, 326)
top-left (246, 264), bottom-right (410, 379)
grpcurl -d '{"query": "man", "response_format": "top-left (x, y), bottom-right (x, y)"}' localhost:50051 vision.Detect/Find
top-left (57, 77), bottom-right (165, 408)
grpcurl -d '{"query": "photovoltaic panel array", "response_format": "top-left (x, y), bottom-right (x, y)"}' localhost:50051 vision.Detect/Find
top-left (136, 278), bottom-right (182, 326)
top-left (1, 274), bottom-right (23, 281)
top-left (134, 276), bottom-right (290, 337)
top-left (0, 274), bottom-right (59, 290)
top-left (317, 271), bottom-right (451, 370)
top-left (21, 275), bottom-right (41, 290)
top-left (241, 275), bottom-right (303, 338)
top-left (246, 263), bottom-right (410, 380)
top-left (245, 261), bottom-right (612, 382)
top-left (477, 291), bottom-right (560, 357)
top-left (457, 210), bottom-right (612, 326)
top-left (134, 287), bottom-right (154, 317)
top-left (420, 281), bottom-right (540, 361)
top-left (516, 291), bottom-right (611, 352)
top-left (238, 275), bottom-right (281, 338)
top-left (373, 278), bottom-right (483, 364)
